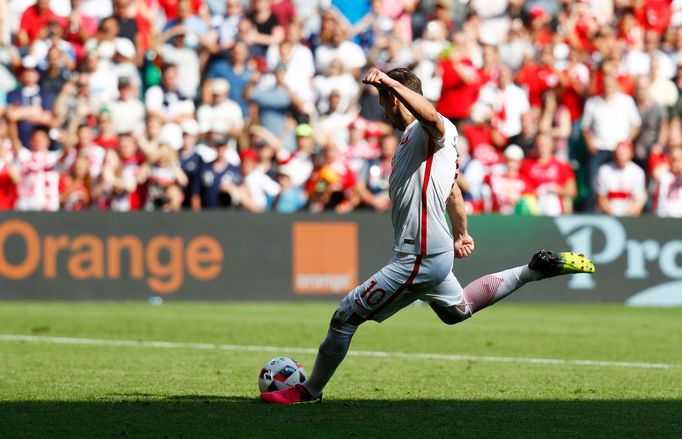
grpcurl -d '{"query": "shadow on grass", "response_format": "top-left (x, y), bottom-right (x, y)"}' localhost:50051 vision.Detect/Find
top-left (1, 397), bottom-right (681, 438)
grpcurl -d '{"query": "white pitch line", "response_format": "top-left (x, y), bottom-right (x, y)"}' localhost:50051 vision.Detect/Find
top-left (0, 334), bottom-right (679, 370)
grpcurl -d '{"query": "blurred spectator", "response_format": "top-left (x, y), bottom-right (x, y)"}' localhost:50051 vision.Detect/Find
top-left (7, 56), bottom-right (54, 147)
top-left (276, 122), bottom-right (314, 187)
top-left (139, 141), bottom-right (188, 212)
top-left (240, 147), bottom-right (280, 212)
top-left (0, 117), bottom-right (19, 210)
top-left (197, 78), bottom-right (243, 136)
top-left (162, 0), bottom-right (211, 51)
top-left (63, 0), bottom-right (98, 60)
top-left (271, 164), bottom-right (306, 212)
top-left (59, 154), bottom-right (92, 210)
top-left (634, 75), bottom-right (668, 166)
top-left (206, 40), bottom-right (253, 116)
top-left (112, 37), bottom-right (141, 90)
top-left (354, 133), bottom-right (395, 212)
top-left (582, 74), bottom-right (641, 209)
top-left (307, 143), bottom-right (357, 213)
top-left (484, 144), bottom-right (530, 215)
top-left (9, 124), bottom-right (63, 211)
top-left (109, 76), bottom-right (145, 135)
top-left (245, 65), bottom-right (294, 137)
top-left (517, 44), bottom-right (558, 110)
top-left (62, 123), bottom-right (105, 179)
top-left (455, 137), bottom-right (486, 214)
top-left (477, 64), bottom-right (530, 140)
top-left (17, 0), bottom-right (64, 48)
top-left (538, 89), bottom-right (571, 161)
top-left (521, 133), bottom-right (577, 216)
top-left (178, 119), bottom-right (203, 210)
top-left (144, 63), bottom-right (195, 124)
top-left (39, 46), bottom-right (73, 103)
top-left (198, 135), bottom-right (242, 208)
top-left (595, 141), bottom-right (647, 217)
top-left (111, 132), bottom-right (144, 210)
top-left (653, 146), bottom-right (682, 217)
top-left (246, 0), bottom-right (285, 57)
top-left (267, 22), bottom-right (316, 113)
top-left (462, 102), bottom-right (506, 167)
top-left (93, 108), bottom-right (119, 149)
top-left (209, 0), bottom-right (245, 53)
top-left (315, 10), bottom-right (367, 78)
top-left (314, 58), bottom-right (359, 115)
top-left (436, 32), bottom-right (482, 126)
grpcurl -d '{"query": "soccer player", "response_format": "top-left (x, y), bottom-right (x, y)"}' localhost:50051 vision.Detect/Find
top-left (260, 68), bottom-right (595, 404)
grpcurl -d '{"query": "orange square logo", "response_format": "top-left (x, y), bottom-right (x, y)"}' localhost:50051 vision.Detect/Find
top-left (292, 222), bottom-right (358, 294)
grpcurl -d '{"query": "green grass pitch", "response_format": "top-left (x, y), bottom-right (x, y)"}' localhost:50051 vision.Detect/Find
top-left (0, 301), bottom-right (681, 438)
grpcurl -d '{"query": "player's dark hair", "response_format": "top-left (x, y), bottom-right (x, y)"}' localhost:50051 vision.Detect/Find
top-left (386, 68), bottom-right (423, 96)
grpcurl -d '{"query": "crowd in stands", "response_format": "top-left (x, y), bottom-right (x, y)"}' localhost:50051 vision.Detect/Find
top-left (0, 0), bottom-right (681, 217)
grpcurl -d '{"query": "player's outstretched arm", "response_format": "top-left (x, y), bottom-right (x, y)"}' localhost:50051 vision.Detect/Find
top-left (362, 68), bottom-right (445, 139)
top-left (447, 184), bottom-right (474, 258)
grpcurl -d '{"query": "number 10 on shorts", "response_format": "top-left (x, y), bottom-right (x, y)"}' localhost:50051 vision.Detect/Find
top-left (355, 280), bottom-right (386, 307)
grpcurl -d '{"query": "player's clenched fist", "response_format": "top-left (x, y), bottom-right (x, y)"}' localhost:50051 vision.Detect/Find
top-left (455, 233), bottom-right (475, 259)
top-left (362, 68), bottom-right (397, 89)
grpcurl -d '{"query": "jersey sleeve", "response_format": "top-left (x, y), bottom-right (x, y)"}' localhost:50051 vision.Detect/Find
top-left (430, 114), bottom-right (459, 152)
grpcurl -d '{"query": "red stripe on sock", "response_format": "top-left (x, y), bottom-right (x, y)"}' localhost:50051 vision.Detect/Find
top-left (462, 275), bottom-right (504, 312)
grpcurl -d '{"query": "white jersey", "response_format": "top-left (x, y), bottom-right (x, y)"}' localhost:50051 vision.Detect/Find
top-left (15, 149), bottom-right (62, 212)
top-left (390, 115), bottom-right (459, 256)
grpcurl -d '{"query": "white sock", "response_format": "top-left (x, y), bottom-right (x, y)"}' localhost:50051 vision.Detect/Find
top-left (302, 322), bottom-right (357, 397)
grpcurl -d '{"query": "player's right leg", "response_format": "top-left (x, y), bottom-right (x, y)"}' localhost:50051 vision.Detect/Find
top-left (428, 250), bottom-right (595, 324)
top-left (260, 254), bottom-right (423, 404)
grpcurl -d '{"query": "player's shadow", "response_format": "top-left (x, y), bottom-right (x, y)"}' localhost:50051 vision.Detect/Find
top-left (1, 397), bottom-right (681, 438)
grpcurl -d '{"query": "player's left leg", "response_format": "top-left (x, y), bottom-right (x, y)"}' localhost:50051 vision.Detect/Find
top-left (428, 250), bottom-right (595, 324)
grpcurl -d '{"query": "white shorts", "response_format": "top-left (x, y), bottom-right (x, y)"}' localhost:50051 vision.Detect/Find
top-left (338, 250), bottom-right (464, 323)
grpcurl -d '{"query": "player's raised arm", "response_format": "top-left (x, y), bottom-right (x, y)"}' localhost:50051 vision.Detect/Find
top-left (363, 68), bottom-right (445, 139)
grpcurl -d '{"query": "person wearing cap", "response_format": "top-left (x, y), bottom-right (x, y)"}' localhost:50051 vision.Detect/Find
top-left (197, 78), bottom-right (243, 138)
top-left (6, 55), bottom-right (54, 148)
top-left (113, 37), bottom-right (142, 91)
top-left (520, 132), bottom-right (577, 215)
top-left (484, 144), bottom-right (531, 215)
top-left (595, 141), bottom-right (646, 217)
top-left (178, 119), bottom-right (204, 210)
top-left (197, 134), bottom-right (242, 209)
top-left (108, 75), bottom-right (145, 135)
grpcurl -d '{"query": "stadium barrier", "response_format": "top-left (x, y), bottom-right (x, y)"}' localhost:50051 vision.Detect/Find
top-left (0, 212), bottom-right (680, 305)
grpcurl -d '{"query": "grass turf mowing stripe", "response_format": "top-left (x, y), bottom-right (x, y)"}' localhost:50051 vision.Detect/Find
top-left (1, 334), bottom-right (680, 370)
